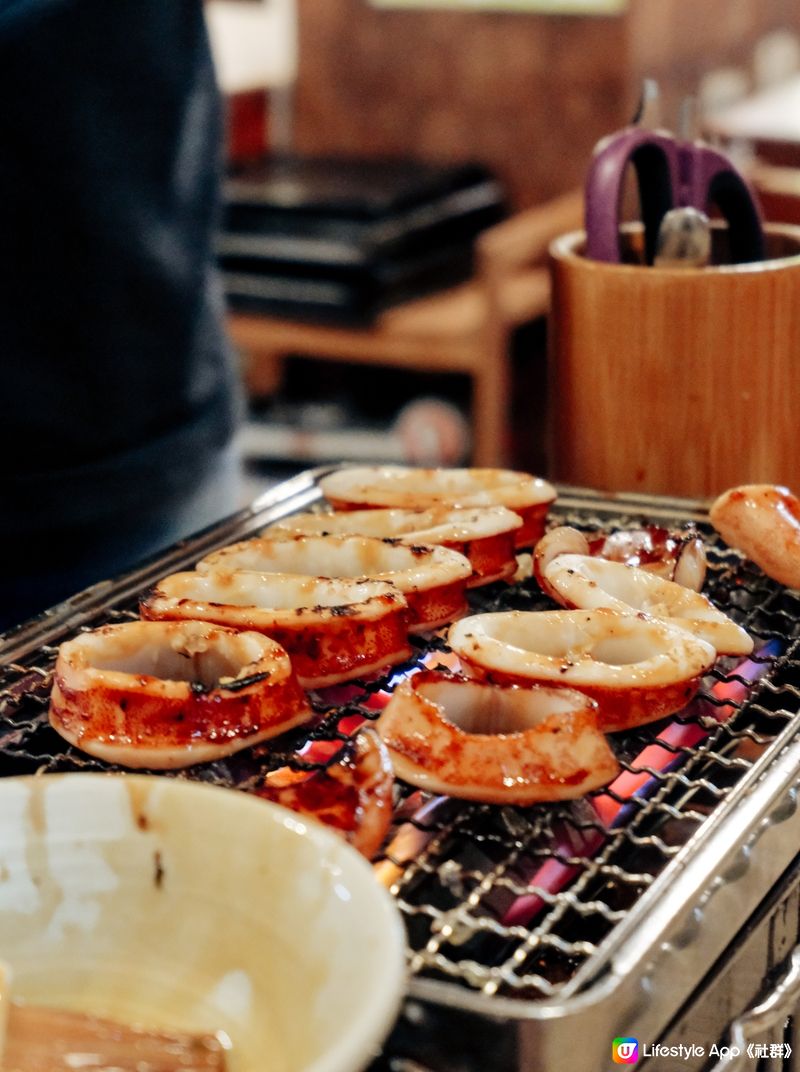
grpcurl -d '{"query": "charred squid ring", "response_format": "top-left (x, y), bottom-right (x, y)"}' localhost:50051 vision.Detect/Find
top-left (270, 506), bottom-right (523, 587)
top-left (198, 534), bottom-right (472, 631)
top-left (140, 572), bottom-right (412, 690)
top-left (447, 608), bottom-right (717, 733)
top-left (49, 620), bottom-right (312, 769)
top-left (539, 553), bottom-right (752, 656)
top-left (375, 671), bottom-right (619, 804)
top-left (259, 728), bottom-right (395, 861)
top-left (319, 465), bottom-right (556, 548)
top-left (710, 484), bottom-right (800, 589)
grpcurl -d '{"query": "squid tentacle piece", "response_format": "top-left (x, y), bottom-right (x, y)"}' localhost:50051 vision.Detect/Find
top-left (258, 728), bottom-right (395, 860)
top-left (534, 524), bottom-right (707, 592)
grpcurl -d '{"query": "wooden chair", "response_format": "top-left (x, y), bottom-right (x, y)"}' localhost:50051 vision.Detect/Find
top-left (228, 188), bottom-right (584, 467)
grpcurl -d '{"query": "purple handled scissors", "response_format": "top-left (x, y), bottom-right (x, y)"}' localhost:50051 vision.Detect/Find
top-left (585, 125), bottom-right (765, 265)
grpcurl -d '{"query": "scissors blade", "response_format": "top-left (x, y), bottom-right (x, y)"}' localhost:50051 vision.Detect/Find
top-left (677, 95), bottom-right (698, 141)
top-left (631, 77), bottom-right (661, 128)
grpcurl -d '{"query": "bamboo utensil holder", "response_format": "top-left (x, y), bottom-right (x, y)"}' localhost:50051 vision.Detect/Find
top-left (548, 224), bottom-right (800, 499)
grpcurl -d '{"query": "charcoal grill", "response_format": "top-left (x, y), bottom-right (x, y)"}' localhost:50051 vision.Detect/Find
top-left (4, 468), bottom-right (800, 1072)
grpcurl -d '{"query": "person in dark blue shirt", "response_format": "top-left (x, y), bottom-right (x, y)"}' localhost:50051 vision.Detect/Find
top-left (0, 0), bottom-right (242, 631)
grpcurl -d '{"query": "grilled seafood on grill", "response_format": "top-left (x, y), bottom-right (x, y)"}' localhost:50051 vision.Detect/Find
top-left (259, 728), bottom-right (395, 860)
top-left (448, 608), bottom-right (717, 733)
top-left (269, 505), bottom-right (522, 586)
top-left (49, 620), bottom-right (312, 768)
top-left (375, 672), bottom-right (618, 804)
top-left (198, 533), bottom-right (472, 632)
top-left (710, 483), bottom-right (800, 589)
top-left (319, 465), bottom-right (556, 548)
top-left (538, 553), bottom-right (752, 656)
top-left (534, 524), bottom-right (707, 591)
top-left (140, 573), bottom-right (411, 690)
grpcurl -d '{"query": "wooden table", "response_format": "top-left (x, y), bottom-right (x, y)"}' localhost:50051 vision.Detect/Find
top-left (229, 189), bottom-right (584, 469)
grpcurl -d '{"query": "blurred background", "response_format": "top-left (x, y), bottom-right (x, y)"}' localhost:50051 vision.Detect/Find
top-left (206, 0), bottom-right (800, 489)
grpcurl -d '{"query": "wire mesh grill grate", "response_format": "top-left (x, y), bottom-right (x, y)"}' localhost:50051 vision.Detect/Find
top-left (2, 487), bottom-right (799, 1003)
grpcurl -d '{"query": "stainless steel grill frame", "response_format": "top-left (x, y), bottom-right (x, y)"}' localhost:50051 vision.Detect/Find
top-left (4, 468), bottom-right (800, 1071)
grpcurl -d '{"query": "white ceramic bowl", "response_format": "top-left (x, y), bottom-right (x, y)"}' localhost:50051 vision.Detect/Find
top-left (0, 774), bottom-right (407, 1072)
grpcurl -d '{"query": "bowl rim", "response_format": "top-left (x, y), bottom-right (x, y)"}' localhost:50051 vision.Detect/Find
top-left (0, 772), bottom-right (408, 1072)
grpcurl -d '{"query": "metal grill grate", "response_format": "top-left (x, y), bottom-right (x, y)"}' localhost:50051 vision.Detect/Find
top-left (2, 482), bottom-right (799, 1008)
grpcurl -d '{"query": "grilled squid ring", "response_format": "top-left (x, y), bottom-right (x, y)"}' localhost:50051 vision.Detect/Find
top-left (270, 506), bottom-right (522, 587)
top-left (376, 672), bottom-right (618, 804)
top-left (534, 525), bottom-right (707, 591)
top-left (448, 609), bottom-right (717, 733)
top-left (141, 573), bottom-right (411, 690)
top-left (319, 466), bottom-right (556, 548)
top-left (198, 534), bottom-right (471, 632)
top-left (258, 728), bottom-right (395, 860)
top-left (49, 620), bottom-right (312, 769)
top-left (539, 553), bottom-right (752, 656)
top-left (710, 484), bottom-right (800, 589)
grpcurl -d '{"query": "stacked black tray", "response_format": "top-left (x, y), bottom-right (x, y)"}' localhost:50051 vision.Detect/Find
top-left (218, 154), bottom-right (507, 325)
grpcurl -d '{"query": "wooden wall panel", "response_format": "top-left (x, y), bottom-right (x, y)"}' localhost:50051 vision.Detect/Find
top-left (627, 0), bottom-right (800, 131)
top-left (292, 0), bottom-right (800, 209)
top-left (293, 1), bottom-right (628, 207)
